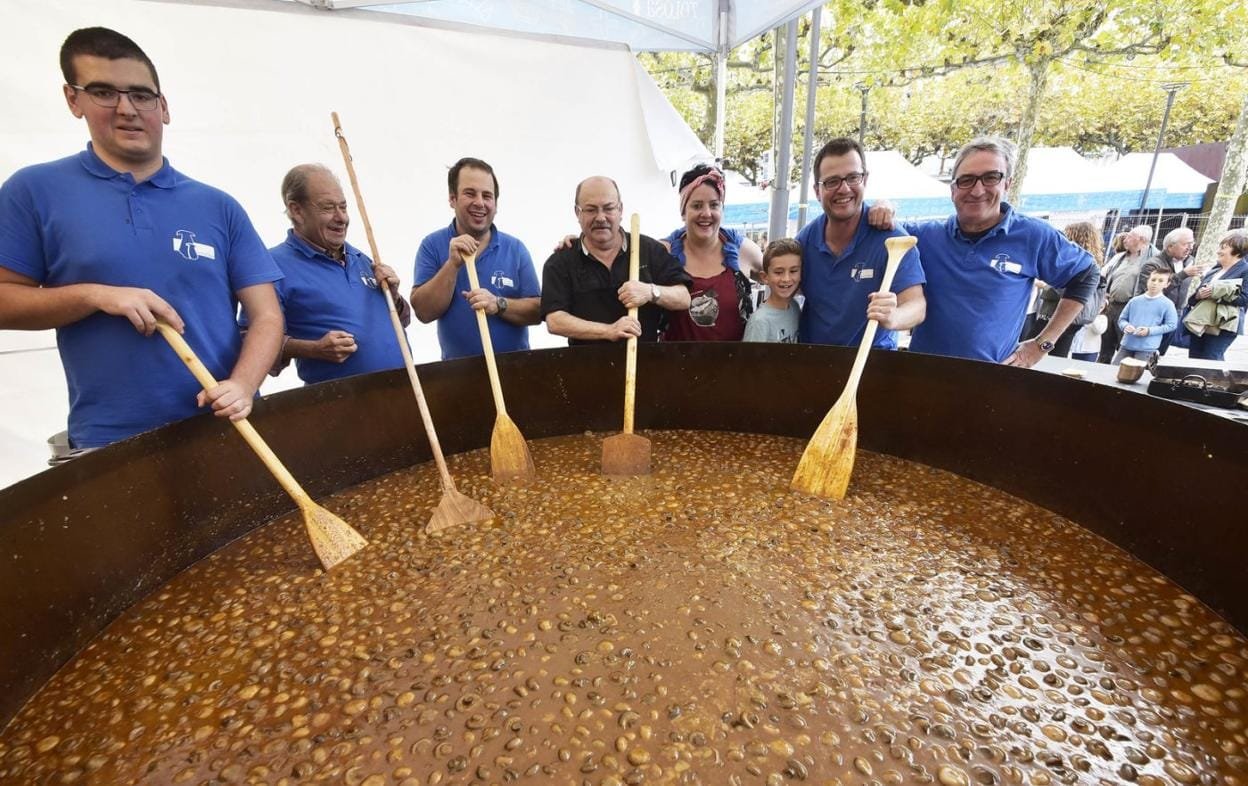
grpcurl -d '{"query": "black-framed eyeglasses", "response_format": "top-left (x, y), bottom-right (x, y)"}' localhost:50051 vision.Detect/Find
top-left (69, 84), bottom-right (161, 112)
top-left (816, 172), bottom-right (866, 191)
top-left (953, 171), bottom-right (1006, 190)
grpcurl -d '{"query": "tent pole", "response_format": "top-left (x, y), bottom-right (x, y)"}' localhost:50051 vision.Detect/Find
top-left (769, 18), bottom-right (798, 244)
top-left (797, 7), bottom-right (821, 230)
top-left (713, 51), bottom-right (727, 160)
top-left (713, 6), bottom-right (728, 161)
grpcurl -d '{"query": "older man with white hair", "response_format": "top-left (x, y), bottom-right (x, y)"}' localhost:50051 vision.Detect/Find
top-left (256, 163), bottom-right (411, 384)
top-left (1098, 224), bottom-right (1154, 363)
top-left (1138, 227), bottom-right (1205, 355)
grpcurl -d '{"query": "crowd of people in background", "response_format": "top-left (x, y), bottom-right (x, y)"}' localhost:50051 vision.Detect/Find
top-left (1, 26), bottom-right (1246, 458)
top-left (1028, 221), bottom-right (1247, 364)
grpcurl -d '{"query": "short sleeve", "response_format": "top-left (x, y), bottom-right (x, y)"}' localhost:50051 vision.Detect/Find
top-left (514, 243), bottom-right (540, 298)
top-left (540, 252), bottom-right (574, 317)
top-left (1039, 232), bottom-right (1093, 289)
top-left (644, 239), bottom-right (693, 288)
top-left (414, 234), bottom-right (445, 286)
top-left (0, 173), bottom-right (48, 281)
top-left (224, 197), bottom-right (282, 291)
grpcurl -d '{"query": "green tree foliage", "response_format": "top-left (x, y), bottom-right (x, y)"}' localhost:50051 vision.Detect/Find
top-left (640, 1), bottom-right (1242, 192)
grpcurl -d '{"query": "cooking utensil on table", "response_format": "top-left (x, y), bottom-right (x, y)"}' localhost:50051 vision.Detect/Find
top-left (462, 252), bottom-right (536, 483)
top-left (791, 235), bottom-right (917, 500)
top-left (155, 322), bottom-right (367, 569)
top-left (332, 112), bottom-right (493, 534)
top-left (601, 213), bottom-right (651, 476)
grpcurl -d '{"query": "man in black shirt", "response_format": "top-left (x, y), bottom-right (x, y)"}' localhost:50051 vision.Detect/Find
top-left (542, 176), bottom-right (691, 344)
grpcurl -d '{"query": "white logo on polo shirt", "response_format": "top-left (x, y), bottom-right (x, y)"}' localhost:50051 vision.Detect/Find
top-left (491, 271), bottom-right (514, 289)
top-left (850, 262), bottom-right (874, 282)
top-left (990, 254), bottom-right (1022, 275)
top-left (172, 230), bottom-right (217, 261)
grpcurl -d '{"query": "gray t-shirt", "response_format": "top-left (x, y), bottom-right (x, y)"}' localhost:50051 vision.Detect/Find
top-left (743, 300), bottom-right (800, 343)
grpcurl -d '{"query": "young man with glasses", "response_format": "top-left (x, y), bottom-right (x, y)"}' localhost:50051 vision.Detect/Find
top-left (412, 157), bottom-right (541, 360)
top-left (901, 137), bottom-right (1096, 367)
top-left (795, 137), bottom-right (926, 348)
top-left (0, 27), bottom-right (283, 450)
top-left (542, 176), bottom-right (691, 344)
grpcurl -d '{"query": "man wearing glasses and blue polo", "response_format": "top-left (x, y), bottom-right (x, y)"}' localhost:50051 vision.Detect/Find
top-left (903, 137), bottom-right (1095, 367)
top-left (0, 27), bottom-right (282, 451)
top-left (541, 176), bottom-right (691, 344)
top-left (796, 137), bottom-right (927, 348)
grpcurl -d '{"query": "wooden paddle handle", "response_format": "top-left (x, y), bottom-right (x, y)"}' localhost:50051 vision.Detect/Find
top-left (623, 213), bottom-right (641, 435)
top-left (154, 322), bottom-right (312, 508)
top-left (463, 254), bottom-right (509, 416)
top-left (844, 236), bottom-right (915, 393)
top-left (332, 111), bottom-right (457, 492)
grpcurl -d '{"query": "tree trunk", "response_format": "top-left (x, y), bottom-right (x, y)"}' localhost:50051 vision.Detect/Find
top-left (1007, 59), bottom-right (1051, 204)
top-left (1194, 91), bottom-right (1248, 266)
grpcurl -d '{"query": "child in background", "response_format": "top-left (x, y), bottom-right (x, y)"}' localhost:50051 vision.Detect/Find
top-left (1113, 269), bottom-right (1178, 364)
top-left (744, 239), bottom-right (801, 343)
top-left (1070, 313), bottom-right (1107, 362)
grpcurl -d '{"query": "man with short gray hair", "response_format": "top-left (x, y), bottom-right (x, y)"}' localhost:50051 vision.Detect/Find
top-left (1139, 226), bottom-right (1203, 354)
top-left (899, 136), bottom-right (1096, 366)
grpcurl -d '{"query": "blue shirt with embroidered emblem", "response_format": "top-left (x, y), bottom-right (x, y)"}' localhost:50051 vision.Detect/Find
top-left (0, 144), bottom-right (281, 448)
top-left (794, 207), bottom-right (925, 348)
top-left (414, 221), bottom-right (540, 360)
top-left (265, 229), bottom-right (407, 384)
top-left (904, 203), bottom-right (1093, 363)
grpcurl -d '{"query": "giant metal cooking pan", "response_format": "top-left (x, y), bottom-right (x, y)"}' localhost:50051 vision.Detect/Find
top-left (1, 343), bottom-right (1245, 727)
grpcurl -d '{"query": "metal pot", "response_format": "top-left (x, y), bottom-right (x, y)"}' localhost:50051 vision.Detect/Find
top-left (1, 342), bottom-right (1244, 727)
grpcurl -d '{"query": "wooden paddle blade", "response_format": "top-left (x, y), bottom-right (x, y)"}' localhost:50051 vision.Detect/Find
top-left (602, 432), bottom-right (652, 476)
top-left (301, 502), bottom-right (368, 570)
top-left (426, 487), bottom-right (495, 535)
top-left (490, 413), bottom-right (536, 484)
top-left (790, 395), bottom-right (859, 500)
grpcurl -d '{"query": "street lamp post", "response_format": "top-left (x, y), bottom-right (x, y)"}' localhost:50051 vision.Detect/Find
top-left (855, 82), bottom-right (870, 146)
top-left (1138, 82), bottom-right (1187, 225)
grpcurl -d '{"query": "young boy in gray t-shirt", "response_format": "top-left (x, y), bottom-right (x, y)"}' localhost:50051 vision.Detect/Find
top-left (744, 238), bottom-right (801, 343)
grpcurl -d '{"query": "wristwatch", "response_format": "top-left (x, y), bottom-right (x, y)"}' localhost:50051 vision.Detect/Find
top-left (496, 296), bottom-right (509, 315)
top-left (1035, 337), bottom-right (1055, 353)
top-left (650, 284), bottom-right (661, 304)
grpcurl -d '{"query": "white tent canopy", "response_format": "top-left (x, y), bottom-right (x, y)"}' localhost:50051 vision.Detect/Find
top-left (1096, 152), bottom-right (1215, 207)
top-left (1016, 147), bottom-right (1112, 195)
top-left (289, 0), bottom-right (825, 53)
top-left (0, 0), bottom-right (712, 488)
top-left (864, 150), bottom-right (949, 200)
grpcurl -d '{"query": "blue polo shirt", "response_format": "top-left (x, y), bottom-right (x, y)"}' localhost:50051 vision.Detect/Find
top-left (414, 221), bottom-right (540, 360)
top-left (0, 145), bottom-right (281, 448)
top-left (265, 230), bottom-right (407, 385)
top-left (905, 203), bottom-right (1093, 363)
top-left (795, 208), bottom-right (925, 348)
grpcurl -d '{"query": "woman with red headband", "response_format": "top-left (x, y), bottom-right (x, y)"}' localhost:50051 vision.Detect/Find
top-left (661, 164), bottom-right (764, 341)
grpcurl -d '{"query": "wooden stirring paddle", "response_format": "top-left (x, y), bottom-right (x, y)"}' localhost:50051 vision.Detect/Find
top-left (331, 112), bottom-right (493, 534)
top-left (791, 235), bottom-right (918, 500)
top-left (463, 253), bottom-right (536, 484)
top-left (601, 213), bottom-right (651, 476)
top-left (155, 322), bottom-right (367, 570)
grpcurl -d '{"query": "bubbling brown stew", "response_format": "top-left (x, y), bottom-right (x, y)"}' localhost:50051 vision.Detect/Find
top-left (0, 431), bottom-right (1244, 785)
